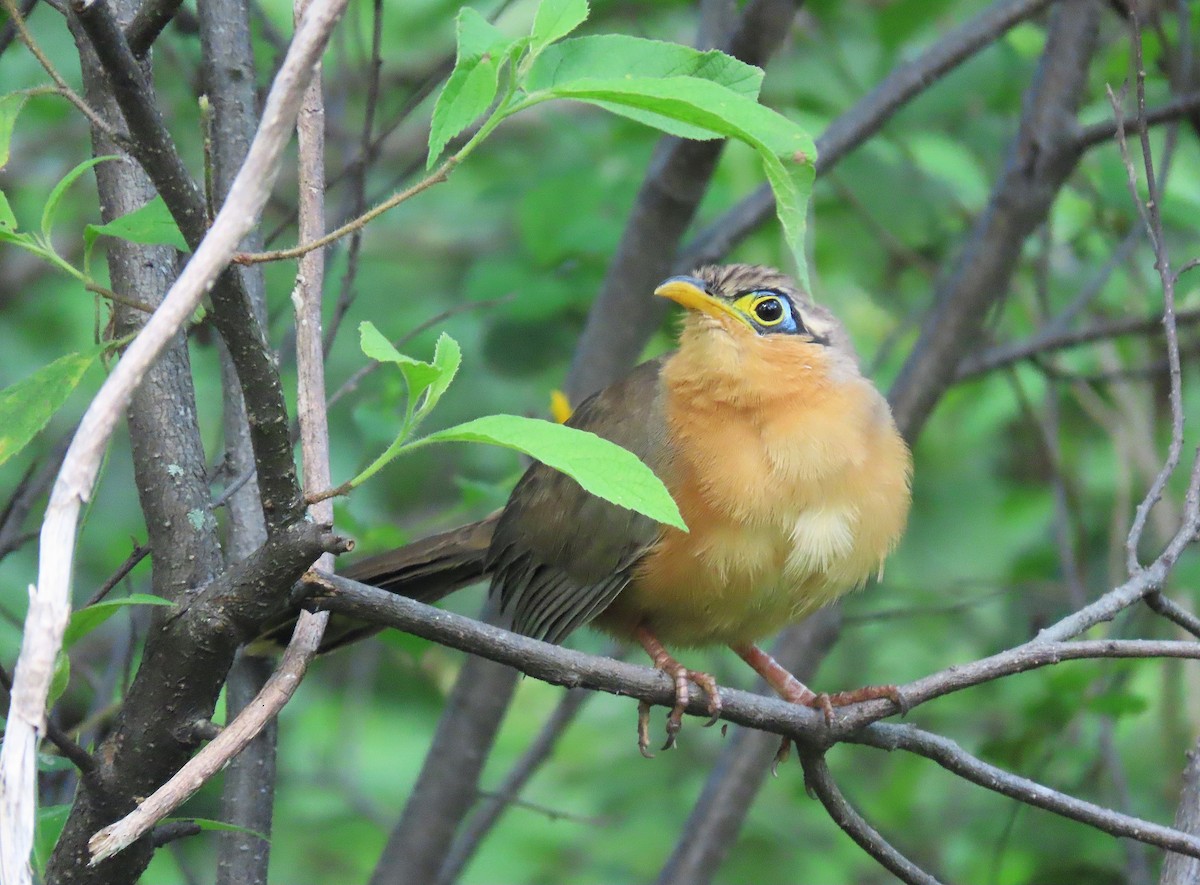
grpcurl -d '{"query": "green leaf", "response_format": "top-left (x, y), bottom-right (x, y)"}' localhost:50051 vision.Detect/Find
top-left (37, 753), bottom-right (79, 773)
top-left (530, 0), bottom-right (589, 56)
top-left (165, 817), bottom-right (270, 841)
top-left (422, 414), bottom-right (686, 530)
top-left (34, 805), bottom-right (72, 875)
top-left (48, 652), bottom-right (70, 706)
top-left (359, 325), bottom-right (462, 421)
top-left (358, 320), bottom-right (405, 363)
top-left (0, 93), bottom-right (28, 170)
top-left (84, 194), bottom-right (189, 254)
top-left (527, 76), bottom-right (815, 285)
top-left (456, 6), bottom-right (507, 58)
top-left (0, 341), bottom-right (110, 468)
top-left (349, 330), bottom-right (463, 488)
top-left (41, 155), bottom-right (119, 242)
top-left (527, 35), bottom-right (763, 98)
top-left (63, 594), bottom-right (174, 648)
top-left (428, 55), bottom-right (502, 169)
top-left (427, 8), bottom-right (515, 168)
top-left (0, 189), bottom-right (17, 234)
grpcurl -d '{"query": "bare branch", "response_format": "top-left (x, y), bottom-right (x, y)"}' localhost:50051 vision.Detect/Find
top-left (1106, 13), bottom-right (1191, 575)
top-left (854, 723), bottom-right (1200, 858)
top-left (0, 0), bottom-right (349, 878)
top-left (87, 603), bottom-right (332, 864)
top-left (312, 575), bottom-right (1200, 860)
top-left (956, 307), bottom-right (1200, 381)
top-left (799, 752), bottom-right (944, 885)
top-left (124, 0), bottom-right (183, 56)
top-left (1162, 738), bottom-right (1200, 885)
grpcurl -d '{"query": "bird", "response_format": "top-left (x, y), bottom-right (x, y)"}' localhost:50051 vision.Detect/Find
top-left (320, 263), bottom-right (912, 755)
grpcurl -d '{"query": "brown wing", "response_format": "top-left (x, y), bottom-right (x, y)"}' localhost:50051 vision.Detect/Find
top-left (487, 358), bottom-right (674, 644)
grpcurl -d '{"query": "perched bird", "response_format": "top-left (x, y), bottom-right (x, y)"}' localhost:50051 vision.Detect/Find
top-left (332, 264), bottom-right (911, 754)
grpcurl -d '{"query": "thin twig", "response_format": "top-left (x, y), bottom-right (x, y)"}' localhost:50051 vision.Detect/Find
top-left (322, 0), bottom-right (384, 355)
top-left (82, 542), bottom-right (150, 607)
top-left (799, 752), bottom-right (943, 885)
top-left (1108, 12), bottom-right (1190, 575)
top-left (0, 0), bottom-right (123, 139)
top-left (87, 600), bottom-right (331, 863)
top-left (437, 687), bottom-right (593, 884)
top-left (233, 157), bottom-right (456, 264)
top-left (312, 576), bottom-right (1200, 860)
top-left (0, 662), bottom-right (96, 777)
top-left (0, 0), bottom-right (349, 878)
top-left (1146, 592), bottom-right (1200, 638)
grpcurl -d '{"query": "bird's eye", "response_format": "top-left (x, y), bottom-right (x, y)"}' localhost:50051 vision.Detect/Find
top-left (751, 296), bottom-right (785, 325)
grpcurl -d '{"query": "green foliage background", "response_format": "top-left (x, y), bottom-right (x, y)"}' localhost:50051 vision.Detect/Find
top-left (2, 0), bottom-right (1200, 882)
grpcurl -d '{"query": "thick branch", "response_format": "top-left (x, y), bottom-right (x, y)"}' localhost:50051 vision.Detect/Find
top-left (5, 1), bottom-right (351, 879)
top-left (888, 0), bottom-right (1100, 437)
top-left (70, 0), bottom-right (304, 532)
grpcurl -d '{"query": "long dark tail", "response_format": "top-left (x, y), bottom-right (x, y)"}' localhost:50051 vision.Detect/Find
top-left (253, 513), bottom-right (499, 654)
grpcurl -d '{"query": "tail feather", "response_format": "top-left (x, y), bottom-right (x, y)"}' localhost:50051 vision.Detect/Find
top-left (252, 513), bottom-right (499, 654)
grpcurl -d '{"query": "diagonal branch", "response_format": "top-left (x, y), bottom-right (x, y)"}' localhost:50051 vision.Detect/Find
top-left (70, 0), bottom-right (305, 532)
top-left (799, 751), bottom-right (943, 885)
top-left (1, 1), bottom-right (350, 880)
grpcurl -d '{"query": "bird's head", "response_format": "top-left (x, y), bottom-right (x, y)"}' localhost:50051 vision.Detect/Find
top-left (655, 264), bottom-right (850, 353)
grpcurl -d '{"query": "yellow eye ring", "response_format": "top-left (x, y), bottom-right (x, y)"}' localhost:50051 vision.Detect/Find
top-left (750, 295), bottom-right (785, 326)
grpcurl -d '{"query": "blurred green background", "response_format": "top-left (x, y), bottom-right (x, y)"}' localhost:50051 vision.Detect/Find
top-left (3, 0), bottom-right (1200, 882)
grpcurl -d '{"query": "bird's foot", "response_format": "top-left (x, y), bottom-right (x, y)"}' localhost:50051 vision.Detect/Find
top-left (733, 643), bottom-right (908, 770)
top-left (635, 626), bottom-right (722, 756)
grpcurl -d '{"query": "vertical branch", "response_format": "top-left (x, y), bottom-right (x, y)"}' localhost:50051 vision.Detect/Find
top-left (2, 0), bottom-right (349, 879)
top-left (195, 0), bottom-right (277, 876)
top-left (1162, 739), bottom-right (1200, 885)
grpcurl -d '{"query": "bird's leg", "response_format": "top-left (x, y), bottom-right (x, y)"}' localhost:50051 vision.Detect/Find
top-left (732, 643), bottom-right (906, 769)
top-left (634, 626), bottom-right (721, 755)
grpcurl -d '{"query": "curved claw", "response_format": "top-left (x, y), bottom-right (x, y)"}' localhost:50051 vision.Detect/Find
top-left (637, 700), bottom-right (655, 759)
top-left (635, 626), bottom-right (722, 753)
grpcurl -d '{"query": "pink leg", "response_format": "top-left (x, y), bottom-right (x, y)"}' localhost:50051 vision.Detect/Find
top-left (634, 626), bottom-right (722, 756)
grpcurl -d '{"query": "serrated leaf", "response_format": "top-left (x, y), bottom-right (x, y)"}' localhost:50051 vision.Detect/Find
top-left (533, 76), bottom-right (814, 285)
top-left (530, 0), bottom-right (588, 55)
top-left (0, 341), bottom-right (110, 468)
top-left (63, 594), bottom-right (174, 648)
top-left (427, 8), bottom-right (515, 168)
top-left (359, 325), bottom-right (461, 416)
top-left (428, 55), bottom-right (502, 169)
top-left (0, 189), bottom-right (17, 234)
top-left (527, 35), bottom-right (763, 98)
top-left (423, 414), bottom-right (686, 530)
top-left (418, 333), bottom-right (462, 418)
top-left (0, 93), bottom-right (28, 170)
top-left (359, 320), bottom-right (405, 363)
top-left (456, 6), bottom-right (507, 58)
top-left (84, 194), bottom-right (188, 253)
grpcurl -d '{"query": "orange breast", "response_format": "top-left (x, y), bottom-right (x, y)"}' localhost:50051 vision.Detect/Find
top-left (595, 321), bottom-right (911, 648)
